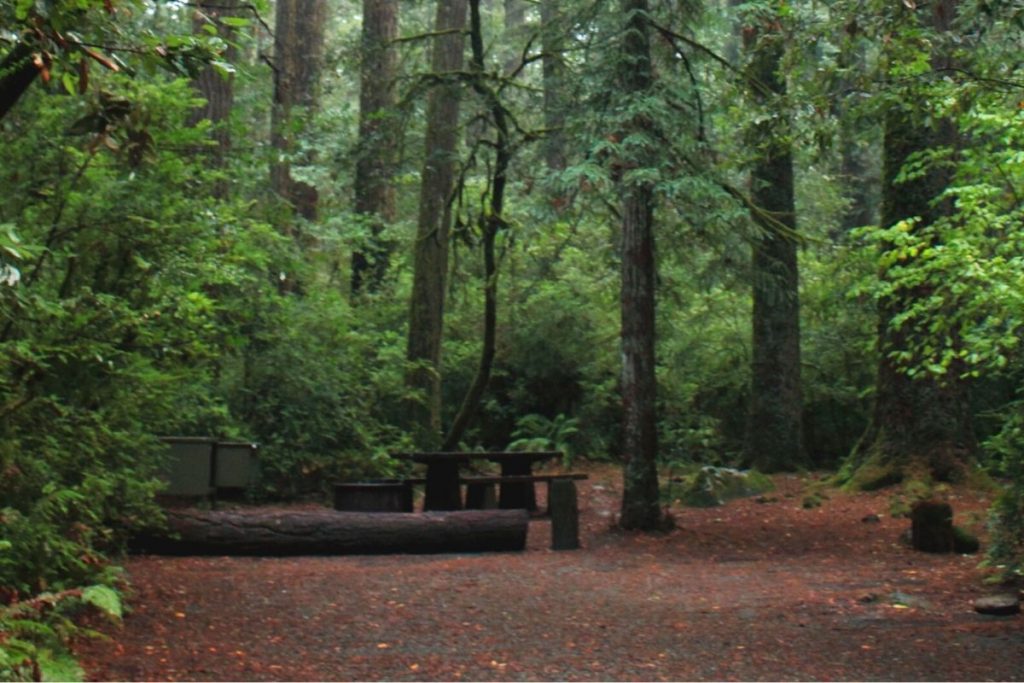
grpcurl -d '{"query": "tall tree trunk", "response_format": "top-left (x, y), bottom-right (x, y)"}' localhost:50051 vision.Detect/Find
top-left (351, 0), bottom-right (399, 295)
top-left (846, 0), bottom-right (975, 489)
top-left (835, 42), bottom-right (877, 234)
top-left (742, 7), bottom-right (805, 472)
top-left (270, 0), bottom-right (327, 227)
top-left (442, 0), bottom-right (511, 450)
top-left (837, 119), bottom-right (877, 232)
top-left (722, 0), bottom-right (745, 66)
top-left (502, 0), bottom-right (527, 76)
top-left (540, 0), bottom-right (568, 174)
top-left (405, 0), bottom-right (468, 448)
top-left (617, 0), bottom-right (663, 531)
top-left (188, 0), bottom-right (240, 199)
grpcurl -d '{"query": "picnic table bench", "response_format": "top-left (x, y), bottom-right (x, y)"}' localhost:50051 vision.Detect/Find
top-left (389, 452), bottom-right (588, 550)
top-left (390, 451), bottom-right (563, 511)
top-left (460, 473), bottom-right (589, 511)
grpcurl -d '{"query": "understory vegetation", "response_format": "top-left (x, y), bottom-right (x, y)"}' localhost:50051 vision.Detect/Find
top-left (2, 0), bottom-right (1024, 677)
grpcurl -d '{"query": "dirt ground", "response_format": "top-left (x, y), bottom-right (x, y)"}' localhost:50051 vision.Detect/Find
top-left (74, 465), bottom-right (1023, 681)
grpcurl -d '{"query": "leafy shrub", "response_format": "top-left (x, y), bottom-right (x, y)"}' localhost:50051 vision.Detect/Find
top-left (0, 584), bottom-right (122, 682)
top-left (220, 291), bottom-right (414, 497)
top-left (983, 404), bottom-right (1024, 580)
top-left (668, 466), bottom-right (775, 508)
top-left (508, 413), bottom-right (580, 468)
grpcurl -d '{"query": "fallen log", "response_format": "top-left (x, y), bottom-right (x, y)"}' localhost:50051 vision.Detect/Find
top-left (133, 508), bottom-right (529, 556)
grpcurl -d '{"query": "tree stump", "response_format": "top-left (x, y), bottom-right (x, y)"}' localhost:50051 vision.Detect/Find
top-left (549, 478), bottom-right (580, 551)
top-left (911, 500), bottom-right (954, 553)
top-left (333, 481), bottom-right (413, 513)
top-left (974, 594), bottom-right (1021, 616)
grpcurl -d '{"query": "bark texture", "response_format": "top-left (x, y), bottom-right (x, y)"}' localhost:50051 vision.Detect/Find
top-left (549, 478), bottom-right (580, 550)
top-left (188, 0), bottom-right (240, 198)
top-left (846, 0), bottom-right (975, 489)
top-left (270, 0), bottom-right (327, 224)
top-left (441, 0), bottom-right (510, 450)
top-left (910, 500), bottom-right (954, 553)
top-left (617, 0), bottom-right (663, 531)
top-left (134, 508), bottom-right (529, 555)
top-left (405, 0), bottom-right (468, 447)
top-left (541, 0), bottom-right (568, 174)
top-left (351, 0), bottom-right (400, 294)
top-left (743, 13), bottom-right (804, 473)
top-left (835, 44), bottom-right (877, 235)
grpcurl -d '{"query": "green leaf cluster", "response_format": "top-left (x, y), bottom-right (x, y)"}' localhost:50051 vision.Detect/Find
top-left (0, 584), bottom-right (122, 682)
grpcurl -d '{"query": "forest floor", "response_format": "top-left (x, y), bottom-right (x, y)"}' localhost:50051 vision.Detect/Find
top-left (74, 464), bottom-right (1023, 682)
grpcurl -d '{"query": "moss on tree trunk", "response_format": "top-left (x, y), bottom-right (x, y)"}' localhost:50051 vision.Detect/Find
top-left (351, 0), bottom-right (400, 294)
top-left (742, 13), bottom-right (804, 473)
top-left (843, 0), bottom-right (975, 489)
top-left (617, 0), bottom-right (664, 531)
top-left (405, 0), bottom-right (468, 448)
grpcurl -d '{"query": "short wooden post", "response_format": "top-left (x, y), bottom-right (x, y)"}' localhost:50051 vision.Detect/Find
top-left (333, 481), bottom-right (413, 513)
top-left (498, 461), bottom-right (538, 511)
top-left (465, 482), bottom-right (498, 509)
top-left (911, 500), bottom-right (954, 553)
top-left (549, 478), bottom-right (579, 550)
top-left (424, 461), bottom-right (463, 511)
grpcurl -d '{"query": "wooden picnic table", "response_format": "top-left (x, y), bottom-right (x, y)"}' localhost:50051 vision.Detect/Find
top-left (390, 451), bottom-right (559, 511)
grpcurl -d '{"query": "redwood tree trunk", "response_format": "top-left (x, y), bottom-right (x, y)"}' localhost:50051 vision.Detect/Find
top-left (406, 0), bottom-right (468, 447)
top-left (351, 0), bottom-right (399, 295)
top-left (540, 0), bottom-right (568, 174)
top-left (846, 0), bottom-right (975, 488)
top-left (851, 108), bottom-right (974, 486)
top-left (617, 0), bottom-right (663, 531)
top-left (502, 0), bottom-right (527, 76)
top-left (742, 9), bottom-right (805, 472)
top-left (442, 0), bottom-right (510, 450)
top-left (188, 0), bottom-right (240, 198)
top-left (270, 0), bottom-right (327, 226)
top-left (835, 42), bottom-right (877, 235)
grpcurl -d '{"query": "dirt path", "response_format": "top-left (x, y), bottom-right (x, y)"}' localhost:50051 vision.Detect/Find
top-left (75, 467), bottom-right (1023, 681)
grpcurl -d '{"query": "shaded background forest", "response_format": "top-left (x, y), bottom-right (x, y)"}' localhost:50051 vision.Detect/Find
top-left (2, 0), bottom-right (1024, 674)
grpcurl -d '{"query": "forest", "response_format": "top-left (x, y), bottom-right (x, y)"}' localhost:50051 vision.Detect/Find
top-left (2, 0), bottom-right (1024, 678)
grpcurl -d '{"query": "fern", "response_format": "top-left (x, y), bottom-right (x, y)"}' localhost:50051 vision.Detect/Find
top-left (508, 413), bottom-right (580, 468)
top-left (0, 585), bottom-right (123, 683)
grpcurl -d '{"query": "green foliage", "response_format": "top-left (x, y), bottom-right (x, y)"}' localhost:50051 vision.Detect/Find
top-left (0, 585), bottom-right (122, 682)
top-left (952, 525), bottom-right (980, 555)
top-left (886, 478), bottom-right (934, 518)
top-left (0, 72), bottom-right (235, 595)
top-left (670, 466), bottom-right (775, 508)
top-left (222, 292), bottom-right (414, 497)
top-left (800, 244), bottom-right (876, 466)
top-left (2, 0), bottom-right (229, 100)
top-left (2, 0), bottom-right (1024, 650)
top-left (508, 413), bottom-right (579, 468)
top-left (442, 233), bottom-right (622, 457)
top-left (802, 494), bottom-right (822, 509)
top-left (982, 403), bottom-right (1024, 580)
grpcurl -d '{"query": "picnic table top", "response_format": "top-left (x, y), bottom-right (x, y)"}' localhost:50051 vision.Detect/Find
top-left (390, 451), bottom-right (560, 464)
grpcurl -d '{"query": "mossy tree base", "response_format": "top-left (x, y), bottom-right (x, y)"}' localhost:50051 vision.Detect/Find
top-left (839, 433), bottom-right (973, 493)
top-left (842, 29), bottom-right (976, 494)
top-left (839, 353), bottom-right (975, 492)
